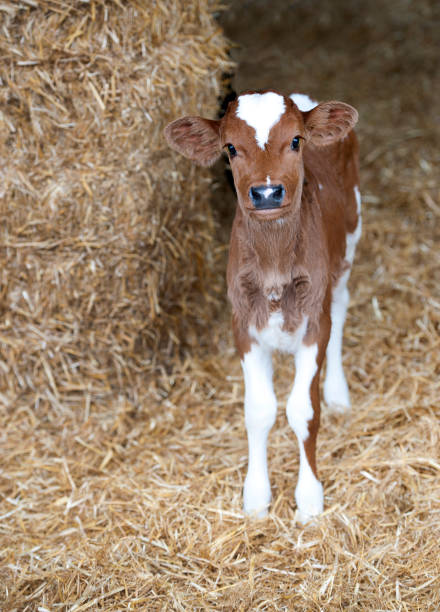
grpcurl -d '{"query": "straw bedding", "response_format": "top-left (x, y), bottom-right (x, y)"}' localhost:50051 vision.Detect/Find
top-left (1, 0), bottom-right (440, 610)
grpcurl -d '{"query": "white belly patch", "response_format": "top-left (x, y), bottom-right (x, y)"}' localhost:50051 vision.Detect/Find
top-left (249, 312), bottom-right (308, 354)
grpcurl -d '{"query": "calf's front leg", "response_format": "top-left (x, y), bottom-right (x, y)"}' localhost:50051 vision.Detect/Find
top-left (241, 341), bottom-right (276, 518)
top-left (286, 341), bottom-right (324, 523)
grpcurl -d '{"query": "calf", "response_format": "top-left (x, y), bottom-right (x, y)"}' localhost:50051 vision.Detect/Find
top-left (165, 90), bottom-right (360, 522)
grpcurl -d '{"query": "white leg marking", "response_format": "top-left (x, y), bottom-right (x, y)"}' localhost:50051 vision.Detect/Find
top-left (324, 186), bottom-right (362, 411)
top-left (286, 343), bottom-right (323, 522)
top-left (286, 343), bottom-right (317, 441)
top-left (236, 92), bottom-right (286, 150)
top-left (354, 185), bottom-right (362, 215)
top-left (295, 442), bottom-right (324, 524)
top-left (324, 270), bottom-right (351, 411)
top-left (349, 186), bottom-right (362, 264)
top-left (345, 224), bottom-right (362, 267)
top-left (242, 342), bottom-right (276, 517)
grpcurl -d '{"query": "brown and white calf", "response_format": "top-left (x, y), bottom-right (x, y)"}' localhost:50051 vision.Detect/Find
top-left (165, 90), bottom-right (361, 522)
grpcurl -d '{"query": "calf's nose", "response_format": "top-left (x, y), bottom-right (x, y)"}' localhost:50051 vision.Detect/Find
top-left (249, 184), bottom-right (285, 209)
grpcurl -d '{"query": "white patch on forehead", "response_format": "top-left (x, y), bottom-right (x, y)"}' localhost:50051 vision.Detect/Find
top-left (290, 93), bottom-right (318, 112)
top-left (236, 92), bottom-right (286, 150)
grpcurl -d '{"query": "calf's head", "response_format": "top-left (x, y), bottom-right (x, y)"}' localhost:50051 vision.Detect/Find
top-left (165, 90), bottom-right (358, 221)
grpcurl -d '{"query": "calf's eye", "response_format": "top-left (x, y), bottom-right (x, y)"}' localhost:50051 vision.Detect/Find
top-left (291, 136), bottom-right (301, 151)
top-left (226, 143), bottom-right (237, 158)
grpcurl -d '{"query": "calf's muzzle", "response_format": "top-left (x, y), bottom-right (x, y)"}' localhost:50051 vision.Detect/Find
top-left (249, 184), bottom-right (285, 209)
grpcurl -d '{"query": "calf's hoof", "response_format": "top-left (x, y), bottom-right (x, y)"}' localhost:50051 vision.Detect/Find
top-left (295, 477), bottom-right (324, 525)
top-left (243, 478), bottom-right (271, 519)
top-left (324, 374), bottom-right (351, 413)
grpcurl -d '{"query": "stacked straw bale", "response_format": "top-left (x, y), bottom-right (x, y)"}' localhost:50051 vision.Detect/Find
top-left (0, 0), bottom-right (232, 410)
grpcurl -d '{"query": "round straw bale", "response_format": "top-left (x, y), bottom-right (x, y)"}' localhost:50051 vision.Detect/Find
top-left (0, 0), bottom-right (233, 409)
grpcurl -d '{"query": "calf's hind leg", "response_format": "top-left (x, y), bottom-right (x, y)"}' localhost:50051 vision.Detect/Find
top-left (324, 186), bottom-right (362, 410)
top-left (323, 269), bottom-right (351, 410)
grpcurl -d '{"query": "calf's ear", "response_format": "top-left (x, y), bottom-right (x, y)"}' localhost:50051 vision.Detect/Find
top-left (303, 102), bottom-right (358, 146)
top-left (164, 116), bottom-right (222, 167)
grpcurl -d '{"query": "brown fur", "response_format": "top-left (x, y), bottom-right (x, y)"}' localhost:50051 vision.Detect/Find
top-left (220, 97), bottom-right (359, 358)
top-left (165, 90), bottom-right (359, 486)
